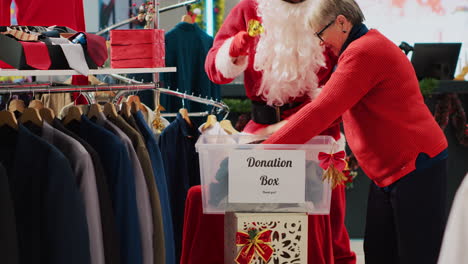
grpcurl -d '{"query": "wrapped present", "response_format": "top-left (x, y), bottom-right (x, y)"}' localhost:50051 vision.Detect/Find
top-left (225, 213), bottom-right (308, 264)
top-left (110, 29), bottom-right (165, 68)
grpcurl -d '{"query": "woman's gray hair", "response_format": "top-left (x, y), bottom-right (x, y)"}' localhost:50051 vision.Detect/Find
top-left (309, 0), bottom-right (365, 29)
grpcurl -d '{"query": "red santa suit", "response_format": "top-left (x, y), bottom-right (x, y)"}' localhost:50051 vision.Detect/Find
top-left (204, 0), bottom-right (356, 263)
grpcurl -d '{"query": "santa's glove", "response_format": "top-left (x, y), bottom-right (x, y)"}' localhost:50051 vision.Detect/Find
top-left (229, 31), bottom-right (253, 58)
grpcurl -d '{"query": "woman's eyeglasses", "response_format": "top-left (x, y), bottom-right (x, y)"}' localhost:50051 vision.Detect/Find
top-left (315, 20), bottom-right (334, 43)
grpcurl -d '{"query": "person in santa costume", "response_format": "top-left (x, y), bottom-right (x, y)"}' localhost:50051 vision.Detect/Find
top-left (259, 0), bottom-right (449, 264)
top-left (205, 0), bottom-right (356, 263)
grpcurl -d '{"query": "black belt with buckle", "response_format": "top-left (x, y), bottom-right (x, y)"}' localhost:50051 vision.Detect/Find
top-left (251, 100), bottom-right (303, 125)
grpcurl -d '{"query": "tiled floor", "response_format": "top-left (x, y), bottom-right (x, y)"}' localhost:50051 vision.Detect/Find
top-left (350, 239), bottom-right (365, 264)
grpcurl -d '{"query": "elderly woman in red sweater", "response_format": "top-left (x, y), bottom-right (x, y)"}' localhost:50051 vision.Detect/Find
top-left (262, 0), bottom-right (449, 264)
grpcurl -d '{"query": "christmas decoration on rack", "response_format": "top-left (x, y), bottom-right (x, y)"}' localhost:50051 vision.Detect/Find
top-left (138, 1), bottom-right (156, 28)
top-left (318, 150), bottom-right (348, 189)
top-left (235, 227), bottom-right (274, 264)
top-left (130, 1), bottom-right (157, 29)
top-left (152, 105), bottom-right (166, 133)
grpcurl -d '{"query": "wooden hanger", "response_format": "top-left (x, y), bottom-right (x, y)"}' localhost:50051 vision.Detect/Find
top-left (127, 95), bottom-right (147, 113)
top-left (103, 102), bottom-right (118, 118)
top-left (87, 104), bottom-right (102, 119)
top-left (220, 119), bottom-right (239, 135)
top-left (182, 4), bottom-right (194, 24)
top-left (19, 108), bottom-right (43, 127)
top-left (39, 108), bottom-right (55, 124)
top-left (28, 99), bottom-right (44, 110)
top-left (0, 110), bottom-right (18, 130)
top-left (202, 114), bottom-right (217, 131)
top-left (179, 108), bottom-right (192, 127)
top-left (120, 102), bottom-right (131, 118)
top-left (63, 106), bottom-right (83, 125)
top-left (8, 99), bottom-right (25, 113)
top-left (181, 14), bottom-right (193, 24)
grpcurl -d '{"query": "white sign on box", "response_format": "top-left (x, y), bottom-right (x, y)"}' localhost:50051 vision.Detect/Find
top-left (228, 150), bottom-right (306, 204)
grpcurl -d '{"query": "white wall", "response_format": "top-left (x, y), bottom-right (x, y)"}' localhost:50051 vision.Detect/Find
top-left (358, 0), bottom-right (467, 76)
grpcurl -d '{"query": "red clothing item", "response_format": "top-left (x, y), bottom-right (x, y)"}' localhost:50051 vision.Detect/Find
top-left (71, 75), bottom-right (90, 105)
top-left (0, 0), bottom-right (85, 31)
top-left (264, 30), bottom-right (448, 187)
top-left (181, 185), bottom-right (354, 264)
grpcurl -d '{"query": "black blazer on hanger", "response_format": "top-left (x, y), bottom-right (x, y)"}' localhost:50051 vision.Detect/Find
top-left (0, 162), bottom-right (19, 264)
top-left (0, 124), bottom-right (90, 264)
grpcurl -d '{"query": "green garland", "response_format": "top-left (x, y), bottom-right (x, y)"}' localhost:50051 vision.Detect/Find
top-left (223, 98), bottom-right (252, 113)
top-left (419, 78), bottom-right (439, 97)
top-left (191, 0), bottom-right (225, 34)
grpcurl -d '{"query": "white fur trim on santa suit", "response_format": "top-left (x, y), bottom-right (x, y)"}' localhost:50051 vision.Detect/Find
top-left (215, 36), bottom-right (249, 79)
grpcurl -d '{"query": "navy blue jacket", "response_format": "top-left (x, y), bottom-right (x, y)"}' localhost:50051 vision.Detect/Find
top-left (132, 111), bottom-right (176, 264)
top-left (158, 113), bottom-right (201, 261)
top-left (65, 116), bottom-right (143, 264)
top-left (0, 124), bottom-right (90, 264)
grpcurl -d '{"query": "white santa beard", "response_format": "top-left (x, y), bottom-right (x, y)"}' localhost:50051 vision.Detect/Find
top-left (254, 0), bottom-right (325, 106)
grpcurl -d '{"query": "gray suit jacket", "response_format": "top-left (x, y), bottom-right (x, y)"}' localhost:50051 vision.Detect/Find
top-left (42, 122), bottom-right (105, 264)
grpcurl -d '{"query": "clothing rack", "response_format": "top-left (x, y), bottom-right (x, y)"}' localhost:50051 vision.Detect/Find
top-left (161, 111), bottom-right (209, 118)
top-left (0, 83), bottom-right (157, 94)
top-left (109, 73), bottom-right (230, 117)
top-left (0, 82), bottom-right (230, 117)
top-left (95, 0), bottom-right (201, 36)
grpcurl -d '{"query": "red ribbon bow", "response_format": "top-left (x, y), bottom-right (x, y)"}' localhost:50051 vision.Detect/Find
top-left (235, 229), bottom-right (274, 264)
top-left (318, 150), bottom-right (346, 171)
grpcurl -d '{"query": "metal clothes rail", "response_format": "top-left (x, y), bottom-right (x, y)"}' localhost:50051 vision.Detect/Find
top-left (0, 83), bottom-right (230, 116)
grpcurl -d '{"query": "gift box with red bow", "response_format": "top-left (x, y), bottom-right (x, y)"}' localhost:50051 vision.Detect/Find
top-left (225, 213), bottom-right (308, 264)
top-left (110, 29), bottom-right (165, 68)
